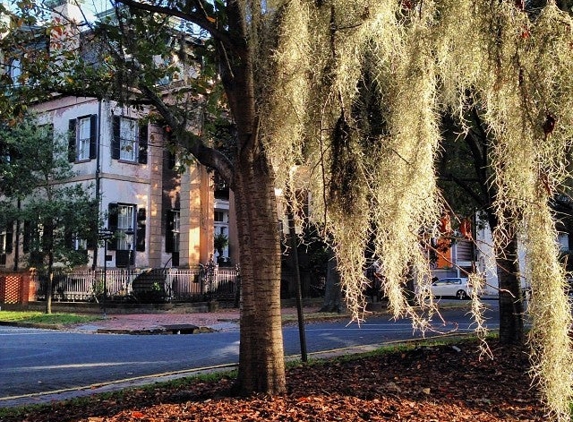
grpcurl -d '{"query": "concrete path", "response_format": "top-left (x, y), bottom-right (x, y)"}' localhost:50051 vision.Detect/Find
top-left (69, 306), bottom-right (336, 334)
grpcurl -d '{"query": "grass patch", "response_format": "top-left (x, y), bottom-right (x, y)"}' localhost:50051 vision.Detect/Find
top-left (0, 311), bottom-right (101, 325)
top-left (282, 311), bottom-right (347, 323)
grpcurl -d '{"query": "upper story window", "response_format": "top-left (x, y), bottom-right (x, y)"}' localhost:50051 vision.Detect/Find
top-left (112, 115), bottom-right (148, 164)
top-left (214, 211), bottom-right (226, 222)
top-left (120, 118), bottom-right (137, 162)
top-left (9, 59), bottom-right (21, 86)
top-left (68, 115), bottom-right (97, 162)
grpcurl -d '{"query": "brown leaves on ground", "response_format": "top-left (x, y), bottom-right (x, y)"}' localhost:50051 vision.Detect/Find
top-left (7, 339), bottom-right (545, 421)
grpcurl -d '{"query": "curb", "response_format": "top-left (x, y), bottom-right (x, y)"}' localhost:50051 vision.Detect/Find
top-left (0, 320), bottom-right (65, 331)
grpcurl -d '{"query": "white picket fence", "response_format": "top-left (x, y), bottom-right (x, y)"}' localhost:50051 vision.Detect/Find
top-left (38, 266), bottom-right (239, 303)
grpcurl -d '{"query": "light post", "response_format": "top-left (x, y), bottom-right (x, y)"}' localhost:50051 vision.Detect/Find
top-left (98, 229), bottom-right (114, 318)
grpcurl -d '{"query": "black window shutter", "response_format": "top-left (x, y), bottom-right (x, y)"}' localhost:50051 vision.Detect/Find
top-left (137, 208), bottom-right (146, 222)
top-left (5, 222), bottom-right (13, 254)
top-left (136, 224), bottom-right (146, 252)
top-left (136, 207), bottom-right (146, 252)
top-left (89, 114), bottom-right (97, 160)
top-left (68, 119), bottom-right (76, 162)
top-left (166, 211), bottom-right (174, 253)
top-left (138, 123), bottom-right (148, 164)
top-left (111, 116), bottom-right (120, 159)
top-left (108, 203), bottom-right (118, 250)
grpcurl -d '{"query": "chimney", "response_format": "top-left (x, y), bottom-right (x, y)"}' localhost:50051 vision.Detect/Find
top-left (49, 0), bottom-right (84, 57)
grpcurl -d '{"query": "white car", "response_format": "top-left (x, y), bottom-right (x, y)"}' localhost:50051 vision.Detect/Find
top-left (430, 278), bottom-right (471, 300)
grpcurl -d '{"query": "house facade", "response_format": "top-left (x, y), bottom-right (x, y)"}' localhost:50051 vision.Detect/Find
top-left (0, 95), bottom-right (218, 271)
top-left (0, 0), bottom-right (233, 274)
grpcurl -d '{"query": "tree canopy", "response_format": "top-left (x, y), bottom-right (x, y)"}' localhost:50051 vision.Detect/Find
top-left (0, 114), bottom-right (98, 312)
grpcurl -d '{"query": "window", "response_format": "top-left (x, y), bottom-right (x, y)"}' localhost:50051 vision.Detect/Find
top-left (166, 210), bottom-right (180, 266)
top-left (108, 203), bottom-right (136, 267)
top-left (172, 210), bottom-right (180, 253)
top-left (112, 116), bottom-right (148, 164)
top-left (68, 115), bottom-right (96, 162)
top-left (0, 223), bottom-right (13, 267)
top-left (74, 237), bottom-right (88, 251)
top-left (214, 211), bottom-right (225, 222)
top-left (77, 117), bottom-right (92, 160)
top-left (117, 204), bottom-right (135, 250)
top-left (120, 118), bottom-right (137, 162)
top-left (166, 210), bottom-right (180, 252)
top-left (9, 59), bottom-right (21, 86)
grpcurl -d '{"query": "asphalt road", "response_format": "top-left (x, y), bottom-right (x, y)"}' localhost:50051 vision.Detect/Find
top-left (0, 301), bottom-right (499, 407)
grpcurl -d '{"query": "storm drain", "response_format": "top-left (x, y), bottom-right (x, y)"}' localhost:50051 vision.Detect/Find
top-left (160, 324), bottom-right (215, 334)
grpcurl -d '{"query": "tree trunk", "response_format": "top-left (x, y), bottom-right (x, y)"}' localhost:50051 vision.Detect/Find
top-left (233, 156), bottom-right (286, 395)
top-left (496, 235), bottom-right (524, 344)
top-left (320, 251), bottom-right (342, 313)
top-left (45, 225), bottom-right (54, 315)
top-left (46, 271), bottom-right (53, 314)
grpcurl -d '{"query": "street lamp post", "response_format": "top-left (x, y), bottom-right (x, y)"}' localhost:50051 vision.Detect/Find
top-left (98, 229), bottom-right (114, 318)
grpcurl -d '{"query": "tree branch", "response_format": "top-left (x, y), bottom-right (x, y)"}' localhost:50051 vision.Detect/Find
top-left (441, 173), bottom-right (487, 207)
top-left (138, 84), bottom-right (235, 187)
top-left (115, 0), bottom-right (237, 49)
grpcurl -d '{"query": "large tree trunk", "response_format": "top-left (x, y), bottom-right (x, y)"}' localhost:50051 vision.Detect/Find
top-left (496, 235), bottom-right (524, 344)
top-left (217, 2), bottom-right (287, 395)
top-left (233, 155), bottom-right (286, 395)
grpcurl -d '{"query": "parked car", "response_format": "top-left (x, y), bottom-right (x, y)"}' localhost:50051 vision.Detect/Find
top-left (430, 277), bottom-right (471, 300)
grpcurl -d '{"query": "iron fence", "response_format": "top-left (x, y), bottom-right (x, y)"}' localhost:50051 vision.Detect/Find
top-left (34, 265), bottom-right (239, 303)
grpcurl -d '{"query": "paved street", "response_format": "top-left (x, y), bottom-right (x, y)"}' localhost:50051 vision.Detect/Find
top-left (0, 301), bottom-right (499, 407)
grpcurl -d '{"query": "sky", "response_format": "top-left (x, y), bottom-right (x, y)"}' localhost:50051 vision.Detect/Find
top-left (81, 0), bottom-right (111, 20)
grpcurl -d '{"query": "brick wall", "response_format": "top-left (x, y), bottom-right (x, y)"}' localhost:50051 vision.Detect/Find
top-left (0, 273), bottom-right (36, 304)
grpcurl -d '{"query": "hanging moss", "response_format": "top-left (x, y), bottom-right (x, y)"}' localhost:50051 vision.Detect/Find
top-left (258, 1), bottom-right (573, 418)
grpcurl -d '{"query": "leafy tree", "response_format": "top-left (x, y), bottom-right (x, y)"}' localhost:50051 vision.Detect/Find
top-left (0, 115), bottom-right (98, 314)
top-left (439, 108), bottom-right (525, 345)
top-left (213, 232), bottom-right (228, 260)
top-left (3, 1), bottom-right (573, 418)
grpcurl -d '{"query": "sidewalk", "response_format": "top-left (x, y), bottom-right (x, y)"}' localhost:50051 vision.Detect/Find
top-left (70, 305), bottom-right (334, 335)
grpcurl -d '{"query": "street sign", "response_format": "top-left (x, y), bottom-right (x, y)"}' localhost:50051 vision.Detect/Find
top-left (98, 229), bottom-right (114, 240)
